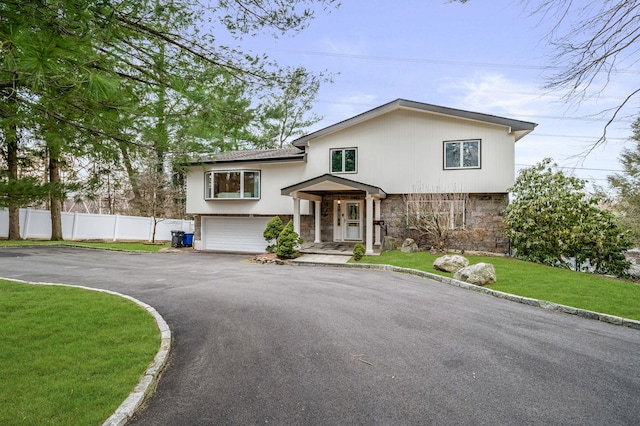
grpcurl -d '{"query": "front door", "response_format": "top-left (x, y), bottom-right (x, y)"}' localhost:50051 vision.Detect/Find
top-left (334, 200), bottom-right (363, 241)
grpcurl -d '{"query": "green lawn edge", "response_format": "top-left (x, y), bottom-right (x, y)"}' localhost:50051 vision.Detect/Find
top-left (0, 240), bottom-right (170, 252)
top-left (350, 250), bottom-right (640, 322)
top-left (0, 279), bottom-right (162, 425)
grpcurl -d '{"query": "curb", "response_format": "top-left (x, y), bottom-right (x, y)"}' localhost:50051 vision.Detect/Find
top-left (0, 277), bottom-right (172, 426)
top-left (291, 261), bottom-right (640, 330)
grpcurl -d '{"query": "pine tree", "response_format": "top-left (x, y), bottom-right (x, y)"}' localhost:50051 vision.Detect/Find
top-left (263, 216), bottom-right (284, 253)
top-left (276, 220), bottom-right (303, 259)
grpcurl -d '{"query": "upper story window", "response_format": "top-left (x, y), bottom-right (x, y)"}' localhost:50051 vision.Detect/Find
top-left (331, 148), bottom-right (357, 173)
top-left (444, 139), bottom-right (480, 170)
top-left (205, 170), bottom-right (260, 200)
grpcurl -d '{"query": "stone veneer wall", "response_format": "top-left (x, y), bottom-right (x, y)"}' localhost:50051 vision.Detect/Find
top-left (378, 193), bottom-right (509, 253)
top-left (194, 215), bottom-right (201, 240)
top-left (464, 193), bottom-right (510, 253)
top-left (194, 192), bottom-right (508, 253)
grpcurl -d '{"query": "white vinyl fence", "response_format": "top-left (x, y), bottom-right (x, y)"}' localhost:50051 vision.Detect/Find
top-left (0, 208), bottom-right (193, 241)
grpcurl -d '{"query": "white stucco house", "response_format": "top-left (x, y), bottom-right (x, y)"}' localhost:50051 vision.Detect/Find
top-left (186, 99), bottom-right (537, 254)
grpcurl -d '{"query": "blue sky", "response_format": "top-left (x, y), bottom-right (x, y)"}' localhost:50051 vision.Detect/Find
top-left (226, 0), bottom-right (639, 190)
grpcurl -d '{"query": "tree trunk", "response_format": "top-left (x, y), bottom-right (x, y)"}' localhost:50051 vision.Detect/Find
top-left (7, 121), bottom-right (22, 240)
top-left (48, 143), bottom-right (63, 241)
top-left (119, 141), bottom-right (142, 210)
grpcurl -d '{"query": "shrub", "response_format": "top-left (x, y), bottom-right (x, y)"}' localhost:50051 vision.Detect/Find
top-left (353, 243), bottom-right (365, 261)
top-left (276, 220), bottom-right (303, 259)
top-left (263, 216), bottom-right (284, 253)
top-left (505, 158), bottom-right (632, 276)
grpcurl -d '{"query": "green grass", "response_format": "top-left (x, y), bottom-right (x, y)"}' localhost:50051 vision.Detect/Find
top-left (354, 251), bottom-right (640, 321)
top-left (0, 240), bottom-right (170, 252)
top-left (0, 280), bottom-right (160, 425)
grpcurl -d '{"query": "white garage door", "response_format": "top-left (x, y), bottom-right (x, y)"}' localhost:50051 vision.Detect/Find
top-left (203, 216), bottom-right (271, 253)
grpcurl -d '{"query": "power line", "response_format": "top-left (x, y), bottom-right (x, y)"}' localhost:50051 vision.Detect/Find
top-left (516, 163), bottom-right (624, 173)
top-left (532, 133), bottom-right (628, 141)
top-left (315, 99), bottom-right (636, 125)
top-left (261, 47), bottom-right (640, 75)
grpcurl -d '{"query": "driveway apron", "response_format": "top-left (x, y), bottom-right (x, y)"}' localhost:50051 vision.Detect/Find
top-left (1, 246), bottom-right (640, 425)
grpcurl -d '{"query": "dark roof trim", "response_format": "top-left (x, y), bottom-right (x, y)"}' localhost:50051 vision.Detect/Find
top-left (293, 99), bottom-right (538, 146)
top-left (281, 173), bottom-right (387, 197)
top-left (190, 148), bottom-right (305, 165)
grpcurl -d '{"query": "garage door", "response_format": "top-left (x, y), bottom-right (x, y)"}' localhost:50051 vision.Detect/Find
top-left (202, 216), bottom-right (271, 253)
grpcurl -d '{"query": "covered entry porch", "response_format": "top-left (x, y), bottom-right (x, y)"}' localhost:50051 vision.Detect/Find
top-left (281, 174), bottom-right (387, 255)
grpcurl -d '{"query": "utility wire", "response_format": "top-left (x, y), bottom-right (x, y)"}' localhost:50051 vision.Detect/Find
top-left (259, 48), bottom-right (640, 74)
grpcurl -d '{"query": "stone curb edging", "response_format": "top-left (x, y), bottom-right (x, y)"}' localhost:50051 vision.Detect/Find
top-left (0, 277), bottom-right (172, 426)
top-left (291, 261), bottom-right (640, 330)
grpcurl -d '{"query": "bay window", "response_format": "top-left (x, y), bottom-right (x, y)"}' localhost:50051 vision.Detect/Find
top-left (205, 170), bottom-right (260, 199)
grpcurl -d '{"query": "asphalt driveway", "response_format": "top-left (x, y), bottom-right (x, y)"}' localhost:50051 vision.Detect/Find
top-left (2, 246), bottom-right (640, 425)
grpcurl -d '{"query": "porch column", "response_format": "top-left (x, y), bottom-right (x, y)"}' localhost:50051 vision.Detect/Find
top-left (365, 195), bottom-right (374, 255)
top-left (293, 197), bottom-right (301, 235)
top-left (374, 198), bottom-right (381, 246)
top-left (314, 200), bottom-right (321, 243)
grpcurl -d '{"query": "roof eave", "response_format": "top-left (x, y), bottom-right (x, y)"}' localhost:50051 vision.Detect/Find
top-left (281, 173), bottom-right (387, 198)
top-left (190, 154), bottom-right (307, 165)
top-left (292, 99), bottom-right (538, 146)
top-left (513, 126), bottom-right (537, 142)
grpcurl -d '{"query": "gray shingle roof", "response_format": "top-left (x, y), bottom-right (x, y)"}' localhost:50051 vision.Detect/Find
top-left (191, 147), bottom-right (305, 164)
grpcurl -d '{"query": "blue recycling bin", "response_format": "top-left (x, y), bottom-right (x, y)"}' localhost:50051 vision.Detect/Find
top-left (182, 232), bottom-right (194, 247)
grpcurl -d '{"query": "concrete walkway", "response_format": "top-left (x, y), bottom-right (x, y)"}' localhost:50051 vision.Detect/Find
top-left (292, 253), bottom-right (352, 264)
top-left (299, 242), bottom-right (381, 256)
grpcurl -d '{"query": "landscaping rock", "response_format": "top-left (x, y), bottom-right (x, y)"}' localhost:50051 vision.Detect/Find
top-left (454, 263), bottom-right (496, 286)
top-left (628, 264), bottom-right (640, 279)
top-left (382, 236), bottom-right (397, 252)
top-left (253, 253), bottom-right (288, 265)
top-left (401, 238), bottom-right (420, 253)
top-left (433, 254), bottom-right (469, 273)
top-left (625, 249), bottom-right (640, 279)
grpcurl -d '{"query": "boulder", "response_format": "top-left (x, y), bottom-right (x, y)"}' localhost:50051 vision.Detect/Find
top-left (382, 236), bottom-right (397, 252)
top-left (433, 254), bottom-right (469, 273)
top-left (454, 263), bottom-right (496, 286)
top-left (401, 238), bottom-right (420, 253)
top-left (628, 264), bottom-right (640, 279)
top-left (625, 249), bottom-right (640, 279)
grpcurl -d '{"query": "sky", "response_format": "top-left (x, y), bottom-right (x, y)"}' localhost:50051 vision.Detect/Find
top-left (221, 0), bottom-right (640, 191)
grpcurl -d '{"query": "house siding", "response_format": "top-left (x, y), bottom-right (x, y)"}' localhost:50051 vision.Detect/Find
top-left (187, 101), bottom-right (532, 254)
top-left (301, 108), bottom-right (516, 194)
top-left (186, 161), bottom-right (309, 216)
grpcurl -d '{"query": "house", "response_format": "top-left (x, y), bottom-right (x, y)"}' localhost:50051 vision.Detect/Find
top-left (186, 99), bottom-right (537, 254)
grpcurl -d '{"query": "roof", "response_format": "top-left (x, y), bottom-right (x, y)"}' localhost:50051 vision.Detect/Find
top-left (191, 147), bottom-right (305, 165)
top-left (281, 174), bottom-right (387, 198)
top-left (292, 99), bottom-right (538, 147)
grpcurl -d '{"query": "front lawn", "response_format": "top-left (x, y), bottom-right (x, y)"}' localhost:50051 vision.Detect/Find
top-left (0, 240), bottom-right (170, 252)
top-left (0, 280), bottom-right (160, 425)
top-left (354, 251), bottom-right (640, 321)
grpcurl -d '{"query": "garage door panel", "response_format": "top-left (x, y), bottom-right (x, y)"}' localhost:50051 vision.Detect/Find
top-left (203, 217), bottom-right (270, 252)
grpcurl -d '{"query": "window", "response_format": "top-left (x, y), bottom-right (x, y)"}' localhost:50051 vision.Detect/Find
top-left (330, 148), bottom-right (357, 173)
top-left (205, 170), bottom-right (260, 199)
top-left (444, 139), bottom-right (480, 169)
